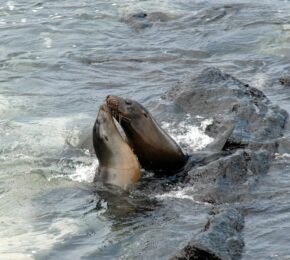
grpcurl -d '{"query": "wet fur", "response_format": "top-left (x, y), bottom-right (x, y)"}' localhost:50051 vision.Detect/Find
top-left (93, 104), bottom-right (141, 189)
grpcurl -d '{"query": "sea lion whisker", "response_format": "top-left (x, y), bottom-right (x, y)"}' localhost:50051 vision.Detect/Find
top-left (119, 114), bottom-right (131, 123)
top-left (109, 108), bottom-right (131, 123)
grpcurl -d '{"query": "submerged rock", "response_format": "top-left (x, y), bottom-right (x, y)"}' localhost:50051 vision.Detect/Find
top-left (279, 76), bottom-right (290, 86)
top-left (172, 207), bottom-right (244, 260)
top-left (121, 11), bottom-right (171, 31)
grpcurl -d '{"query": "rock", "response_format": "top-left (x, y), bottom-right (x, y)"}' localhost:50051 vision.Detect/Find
top-left (279, 76), bottom-right (290, 86)
top-left (172, 207), bottom-right (244, 260)
top-left (165, 67), bottom-right (288, 147)
top-left (186, 149), bottom-right (271, 204)
top-left (204, 120), bottom-right (235, 152)
top-left (165, 67), bottom-right (288, 259)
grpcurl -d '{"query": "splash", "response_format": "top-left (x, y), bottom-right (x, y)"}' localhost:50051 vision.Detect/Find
top-left (155, 186), bottom-right (210, 205)
top-left (69, 159), bottom-right (98, 183)
top-left (48, 158), bottom-right (98, 183)
top-left (161, 115), bottom-right (214, 153)
top-left (275, 153), bottom-right (290, 160)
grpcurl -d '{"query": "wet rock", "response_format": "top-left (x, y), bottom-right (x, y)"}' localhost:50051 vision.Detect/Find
top-left (204, 119), bottom-right (235, 151)
top-left (279, 76), bottom-right (290, 86)
top-left (186, 149), bottom-right (271, 204)
top-left (172, 207), bottom-right (244, 260)
top-left (165, 67), bottom-right (288, 148)
top-left (165, 67), bottom-right (288, 259)
top-left (121, 11), bottom-right (171, 31)
top-left (278, 136), bottom-right (290, 154)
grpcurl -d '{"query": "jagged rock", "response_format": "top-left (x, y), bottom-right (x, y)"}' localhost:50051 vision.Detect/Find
top-left (172, 207), bottom-right (244, 260)
top-left (186, 149), bottom-right (271, 204)
top-left (166, 67), bottom-right (288, 148)
top-left (167, 67), bottom-right (288, 259)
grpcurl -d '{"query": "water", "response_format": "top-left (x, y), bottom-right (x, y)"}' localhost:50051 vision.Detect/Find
top-left (1, 0), bottom-right (290, 259)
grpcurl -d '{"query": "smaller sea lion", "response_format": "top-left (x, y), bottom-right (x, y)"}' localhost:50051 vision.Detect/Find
top-left (106, 96), bottom-right (188, 175)
top-left (93, 104), bottom-right (141, 190)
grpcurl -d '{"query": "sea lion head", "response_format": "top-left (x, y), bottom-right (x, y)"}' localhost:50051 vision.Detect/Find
top-left (106, 95), bottom-right (149, 123)
top-left (106, 95), bottom-right (187, 174)
top-left (106, 95), bottom-right (153, 137)
top-left (93, 104), bottom-right (117, 164)
top-left (93, 103), bottom-right (141, 189)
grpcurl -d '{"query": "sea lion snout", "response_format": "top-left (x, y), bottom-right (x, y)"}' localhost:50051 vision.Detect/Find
top-left (99, 103), bottom-right (108, 112)
top-left (106, 95), bottom-right (119, 109)
top-left (106, 95), bottom-right (123, 119)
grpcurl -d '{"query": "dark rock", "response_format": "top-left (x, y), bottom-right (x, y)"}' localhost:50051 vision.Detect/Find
top-left (279, 76), bottom-right (290, 86)
top-left (223, 139), bottom-right (247, 151)
top-left (172, 207), bottom-right (244, 260)
top-left (204, 119), bottom-right (235, 151)
top-left (165, 67), bottom-right (288, 147)
top-left (186, 149), bottom-right (271, 204)
top-left (173, 246), bottom-right (221, 260)
top-left (166, 68), bottom-right (288, 259)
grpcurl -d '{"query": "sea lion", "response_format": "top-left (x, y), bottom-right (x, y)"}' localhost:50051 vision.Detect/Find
top-left (92, 104), bottom-right (141, 190)
top-left (106, 96), bottom-right (188, 175)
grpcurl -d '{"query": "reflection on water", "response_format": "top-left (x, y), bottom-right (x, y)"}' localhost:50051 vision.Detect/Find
top-left (1, 0), bottom-right (290, 258)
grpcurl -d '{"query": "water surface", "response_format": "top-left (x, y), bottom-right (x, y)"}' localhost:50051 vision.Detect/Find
top-left (1, 0), bottom-right (290, 259)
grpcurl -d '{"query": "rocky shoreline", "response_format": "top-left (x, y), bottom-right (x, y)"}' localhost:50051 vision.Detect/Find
top-left (165, 68), bottom-right (288, 259)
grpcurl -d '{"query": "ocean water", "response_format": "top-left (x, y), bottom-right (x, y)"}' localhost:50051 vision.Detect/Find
top-left (1, 0), bottom-right (290, 259)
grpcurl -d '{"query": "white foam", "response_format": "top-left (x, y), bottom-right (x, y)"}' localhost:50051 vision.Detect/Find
top-left (161, 116), bottom-right (214, 153)
top-left (40, 33), bottom-right (53, 48)
top-left (155, 186), bottom-right (210, 205)
top-left (0, 216), bottom-right (80, 258)
top-left (24, 117), bottom-right (71, 149)
top-left (69, 159), bottom-right (98, 183)
top-left (44, 37), bottom-right (52, 48)
top-left (7, 1), bottom-right (15, 11)
top-left (0, 95), bottom-right (10, 116)
top-left (251, 72), bottom-right (268, 90)
top-left (47, 159), bottom-right (98, 183)
top-left (1, 114), bottom-right (92, 160)
top-left (275, 153), bottom-right (290, 160)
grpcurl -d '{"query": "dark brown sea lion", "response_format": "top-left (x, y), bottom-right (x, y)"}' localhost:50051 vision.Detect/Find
top-left (92, 104), bottom-right (141, 190)
top-left (106, 96), bottom-right (188, 175)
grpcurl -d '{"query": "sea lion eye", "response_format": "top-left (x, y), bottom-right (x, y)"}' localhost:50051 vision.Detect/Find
top-left (143, 112), bottom-right (148, 118)
top-left (104, 136), bottom-right (109, 141)
top-left (125, 99), bottom-right (132, 106)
